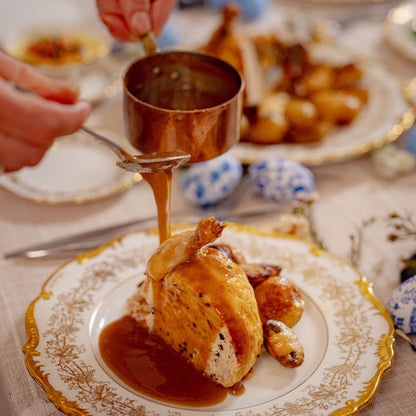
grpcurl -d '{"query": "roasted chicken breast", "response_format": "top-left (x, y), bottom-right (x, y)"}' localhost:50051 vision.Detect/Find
top-left (127, 217), bottom-right (263, 387)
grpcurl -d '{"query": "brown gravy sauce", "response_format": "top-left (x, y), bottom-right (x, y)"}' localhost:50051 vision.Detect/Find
top-left (133, 85), bottom-right (230, 111)
top-left (99, 315), bottom-right (244, 406)
top-left (100, 71), bottom-right (242, 405)
top-left (141, 169), bottom-right (172, 244)
top-left (98, 171), bottom-right (248, 405)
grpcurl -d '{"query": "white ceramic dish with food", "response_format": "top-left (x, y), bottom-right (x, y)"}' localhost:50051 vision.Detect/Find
top-left (1, 25), bottom-right (113, 102)
top-left (232, 43), bottom-right (415, 165)
top-left (24, 224), bottom-right (394, 416)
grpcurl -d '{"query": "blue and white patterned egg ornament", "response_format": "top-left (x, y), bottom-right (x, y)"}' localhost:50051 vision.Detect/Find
top-left (181, 152), bottom-right (243, 207)
top-left (205, 0), bottom-right (269, 20)
top-left (248, 157), bottom-right (316, 203)
top-left (386, 275), bottom-right (416, 334)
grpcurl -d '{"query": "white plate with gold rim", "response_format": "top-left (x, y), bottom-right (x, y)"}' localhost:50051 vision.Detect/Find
top-left (0, 129), bottom-right (141, 204)
top-left (232, 43), bottom-right (415, 165)
top-left (24, 224), bottom-right (394, 416)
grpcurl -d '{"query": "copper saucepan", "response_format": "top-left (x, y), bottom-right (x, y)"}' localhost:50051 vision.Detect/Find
top-left (123, 49), bottom-right (244, 164)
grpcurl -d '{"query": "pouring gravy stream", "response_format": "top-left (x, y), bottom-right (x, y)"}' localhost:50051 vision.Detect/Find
top-left (99, 50), bottom-right (244, 406)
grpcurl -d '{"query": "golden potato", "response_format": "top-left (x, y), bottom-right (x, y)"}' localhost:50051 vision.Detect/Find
top-left (334, 63), bottom-right (363, 88)
top-left (295, 64), bottom-right (335, 96)
top-left (343, 86), bottom-right (369, 104)
top-left (240, 114), bottom-right (250, 139)
top-left (259, 92), bottom-right (290, 114)
top-left (254, 275), bottom-right (304, 327)
top-left (285, 98), bottom-right (318, 129)
top-left (311, 89), bottom-right (364, 125)
top-left (286, 120), bottom-right (331, 143)
top-left (247, 113), bottom-right (288, 144)
top-left (263, 320), bottom-right (304, 368)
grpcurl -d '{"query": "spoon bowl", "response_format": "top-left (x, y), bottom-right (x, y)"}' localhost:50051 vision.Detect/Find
top-left (81, 127), bottom-right (190, 173)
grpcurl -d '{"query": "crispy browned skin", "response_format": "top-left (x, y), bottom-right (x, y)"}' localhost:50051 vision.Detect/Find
top-left (209, 243), bottom-right (246, 264)
top-left (209, 244), bottom-right (282, 288)
top-left (147, 216), bottom-right (225, 280)
top-left (240, 263), bottom-right (282, 288)
top-left (200, 4), bottom-right (243, 75)
top-left (138, 226), bottom-right (305, 376)
top-left (129, 218), bottom-right (263, 388)
top-left (263, 320), bottom-right (304, 368)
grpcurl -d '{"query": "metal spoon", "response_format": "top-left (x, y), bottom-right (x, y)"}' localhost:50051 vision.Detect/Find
top-left (81, 126), bottom-right (190, 173)
top-left (82, 31), bottom-right (189, 174)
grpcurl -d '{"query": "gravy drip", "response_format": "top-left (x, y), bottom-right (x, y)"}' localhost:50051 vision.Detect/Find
top-left (141, 169), bottom-right (172, 244)
top-left (99, 315), bottom-right (244, 406)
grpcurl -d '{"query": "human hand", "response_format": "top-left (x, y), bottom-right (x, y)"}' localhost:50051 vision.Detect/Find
top-left (96, 0), bottom-right (178, 41)
top-left (0, 51), bottom-right (91, 172)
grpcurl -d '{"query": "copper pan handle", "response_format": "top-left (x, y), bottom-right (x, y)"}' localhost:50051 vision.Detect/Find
top-left (139, 31), bottom-right (160, 56)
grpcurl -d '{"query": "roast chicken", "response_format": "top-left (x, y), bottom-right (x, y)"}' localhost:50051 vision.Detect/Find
top-left (127, 217), bottom-right (304, 387)
top-left (128, 217), bottom-right (263, 387)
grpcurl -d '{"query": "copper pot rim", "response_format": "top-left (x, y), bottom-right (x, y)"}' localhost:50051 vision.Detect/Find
top-left (122, 50), bottom-right (245, 113)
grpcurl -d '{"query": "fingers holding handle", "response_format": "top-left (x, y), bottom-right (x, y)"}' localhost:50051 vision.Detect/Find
top-left (96, 0), bottom-right (178, 41)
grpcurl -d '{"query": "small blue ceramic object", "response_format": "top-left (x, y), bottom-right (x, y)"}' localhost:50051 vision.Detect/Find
top-left (181, 152), bottom-right (243, 206)
top-left (248, 157), bottom-right (316, 203)
top-left (386, 275), bottom-right (416, 334)
top-left (404, 126), bottom-right (416, 157)
top-left (205, 0), bottom-right (269, 20)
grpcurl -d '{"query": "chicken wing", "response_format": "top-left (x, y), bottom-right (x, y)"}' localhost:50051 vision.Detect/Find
top-left (146, 216), bottom-right (225, 280)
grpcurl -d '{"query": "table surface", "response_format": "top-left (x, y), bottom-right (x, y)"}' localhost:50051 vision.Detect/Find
top-left (1, 1), bottom-right (416, 415)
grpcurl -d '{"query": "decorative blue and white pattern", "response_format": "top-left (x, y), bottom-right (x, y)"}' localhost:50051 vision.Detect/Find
top-left (386, 275), bottom-right (416, 334)
top-left (248, 157), bottom-right (316, 203)
top-left (181, 152), bottom-right (243, 206)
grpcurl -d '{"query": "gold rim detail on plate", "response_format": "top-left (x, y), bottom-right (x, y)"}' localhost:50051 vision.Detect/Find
top-left (23, 224), bottom-right (395, 416)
